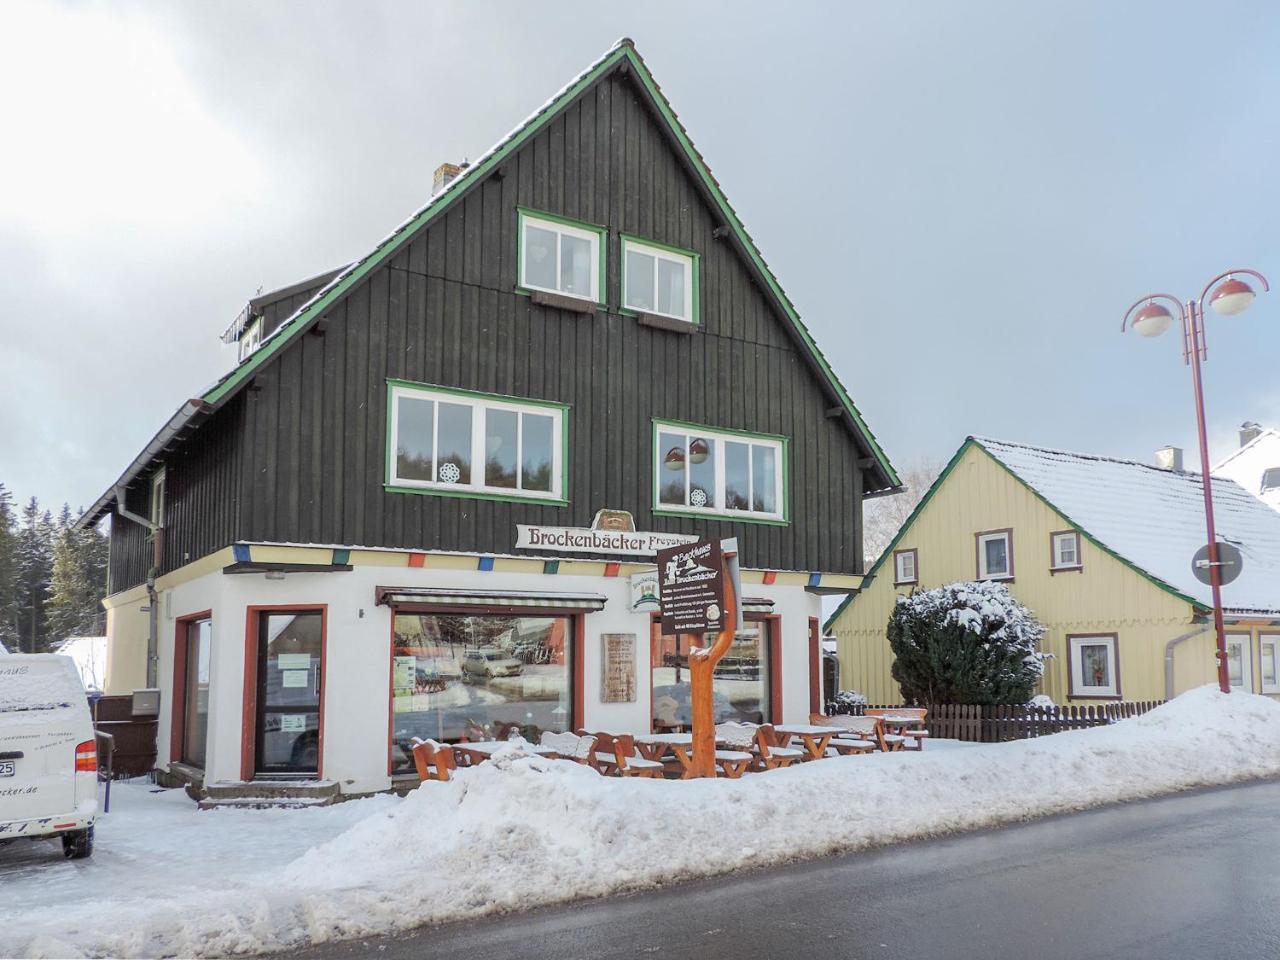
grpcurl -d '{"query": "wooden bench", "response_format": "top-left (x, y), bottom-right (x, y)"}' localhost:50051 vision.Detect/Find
top-left (540, 731), bottom-right (598, 765)
top-left (754, 724), bottom-right (804, 770)
top-left (591, 732), bottom-right (665, 778)
top-left (866, 708), bottom-right (929, 751)
top-left (410, 737), bottom-right (456, 782)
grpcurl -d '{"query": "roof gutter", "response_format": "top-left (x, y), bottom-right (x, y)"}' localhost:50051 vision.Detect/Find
top-left (75, 398), bottom-right (212, 531)
top-left (1165, 623), bottom-right (1212, 701)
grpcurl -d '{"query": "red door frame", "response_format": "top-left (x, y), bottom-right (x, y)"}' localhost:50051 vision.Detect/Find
top-left (241, 604), bottom-right (328, 782)
top-left (171, 610), bottom-right (213, 765)
top-left (384, 606), bottom-right (586, 776)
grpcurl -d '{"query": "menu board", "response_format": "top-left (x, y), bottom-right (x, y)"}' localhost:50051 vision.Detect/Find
top-left (600, 633), bottom-right (637, 703)
top-left (656, 539), bottom-right (725, 635)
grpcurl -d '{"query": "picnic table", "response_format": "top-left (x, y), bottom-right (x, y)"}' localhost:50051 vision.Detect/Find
top-left (632, 732), bottom-right (693, 763)
top-left (452, 740), bottom-right (558, 766)
top-left (772, 724), bottom-right (837, 761)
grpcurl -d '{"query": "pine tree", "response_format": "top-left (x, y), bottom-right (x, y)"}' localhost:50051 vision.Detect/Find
top-left (0, 484), bottom-right (18, 649)
top-left (47, 504), bottom-right (108, 642)
top-left (13, 497), bottom-right (54, 653)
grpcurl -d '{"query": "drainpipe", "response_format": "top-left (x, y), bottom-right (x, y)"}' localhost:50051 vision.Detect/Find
top-left (1165, 623), bottom-right (1212, 700)
top-left (115, 486), bottom-right (160, 688)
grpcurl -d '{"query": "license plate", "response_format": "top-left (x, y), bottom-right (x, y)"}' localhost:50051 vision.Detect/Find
top-left (0, 761), bottom-right (14, 778)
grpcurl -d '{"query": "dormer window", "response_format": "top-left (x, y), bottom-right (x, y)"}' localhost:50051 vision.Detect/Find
top-left (1262, 467), bottom-right (1280, 493)
top-left (518, 209), bottom-right (604, 305)
top-left (239, 318), bottom-right (263, 362)
top-left (622, 236), bottom-right (698, 324)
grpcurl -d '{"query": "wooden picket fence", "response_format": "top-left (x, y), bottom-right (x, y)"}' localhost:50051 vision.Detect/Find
top-left (824, 700), bottom-right (1165, 743)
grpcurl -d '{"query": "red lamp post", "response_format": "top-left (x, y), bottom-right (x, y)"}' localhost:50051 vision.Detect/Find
top-left (1121, 268), bottom-right (1269, 694)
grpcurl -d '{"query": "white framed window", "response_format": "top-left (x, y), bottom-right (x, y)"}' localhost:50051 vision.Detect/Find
top-left (1050, 530), bottom-right (1082, 571)
top-left (894, 548), bottom-right (918, 585)
top-left (1260, 634), bottom-right (1279, 694)
top-left (386, 380), bottom-right (567, 503)
top-left (238, 318), bottom-right (263, 362)
top-left (976, 529), bottom-right (1013, 580)
top-left (653, 420), bottom-right (787, 523)
top-left (518, 209), bottom-right (604, 303)
top-left (1226, 633), bottom-right (1254, 693)
top-left (621, 236), bottom-right (698, 323)
top-left (1068, 634), bottom-right (1119, 698)
top-left (149, 468), bottom-right (166, 528)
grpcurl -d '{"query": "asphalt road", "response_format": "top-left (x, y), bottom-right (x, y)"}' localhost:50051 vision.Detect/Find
top-left (284, 779), bottom-right (1280, 960)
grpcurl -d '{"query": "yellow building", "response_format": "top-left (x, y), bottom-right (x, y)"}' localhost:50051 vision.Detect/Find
top-left (829, 437), bottom-right (1280, 704)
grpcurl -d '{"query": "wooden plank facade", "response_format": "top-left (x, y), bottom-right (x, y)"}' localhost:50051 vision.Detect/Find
top-left (103, 61), bottom-right (883, 592)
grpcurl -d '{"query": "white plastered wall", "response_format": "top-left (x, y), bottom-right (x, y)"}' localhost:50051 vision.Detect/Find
top-left (150, 562), bottom-right (823, 795)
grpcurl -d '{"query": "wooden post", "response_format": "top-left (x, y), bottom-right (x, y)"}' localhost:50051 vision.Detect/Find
top-left (687, 553), bottom-right (739, 779)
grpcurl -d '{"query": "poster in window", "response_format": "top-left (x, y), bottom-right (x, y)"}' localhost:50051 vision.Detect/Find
top-left (600, 633), bottom-right (637, 703)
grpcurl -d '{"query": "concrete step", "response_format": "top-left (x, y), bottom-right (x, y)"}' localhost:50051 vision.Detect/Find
top-left (197, 795), bottom-right (337, 811)
top-left (198, 779), bottom-right (342, 806)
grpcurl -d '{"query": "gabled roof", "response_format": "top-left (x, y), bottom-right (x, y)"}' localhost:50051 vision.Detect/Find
top-left (827, 436), bottom-right (1280, 630)
top-left (77, 37), bottom-right (899, 530)
top-left (1214, 425), bottom-right (1278, 472)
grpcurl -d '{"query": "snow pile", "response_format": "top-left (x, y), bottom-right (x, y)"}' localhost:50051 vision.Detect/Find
top-left (4, 686), bottom-right (1279, 958)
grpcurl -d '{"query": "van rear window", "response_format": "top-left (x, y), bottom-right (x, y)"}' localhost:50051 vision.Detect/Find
top-left (0, 662), bottom-right (81, 714)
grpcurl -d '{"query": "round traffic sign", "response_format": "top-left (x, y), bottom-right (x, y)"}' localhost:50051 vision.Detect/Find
top-left (1191, 541), bottom-right (1244, 586)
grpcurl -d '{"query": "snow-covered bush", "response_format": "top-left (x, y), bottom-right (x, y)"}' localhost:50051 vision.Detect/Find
top-left (888, 581), bottom-right (1047, 705)
top-left (830, 690), bottom-right (867, 710)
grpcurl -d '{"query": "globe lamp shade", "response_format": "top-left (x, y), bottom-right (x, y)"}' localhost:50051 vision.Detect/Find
top-left (1209, 277), bottom-right (1256, 316)
top-left (1130, 302), bottom-right (1174, 338)
top-left (688, 438), bottom-right (710, 464)
top-left (664, 446), bottom-right (686, 471)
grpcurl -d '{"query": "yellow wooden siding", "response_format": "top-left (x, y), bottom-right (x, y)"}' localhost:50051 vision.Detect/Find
top-left (833, 443), bottom-right (1223, 704)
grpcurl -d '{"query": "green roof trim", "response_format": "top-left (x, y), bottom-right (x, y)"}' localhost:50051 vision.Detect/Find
top-left (197, 39), bottom-right (897, 491)
top-left (823, 437), bottom-right (1203, 633)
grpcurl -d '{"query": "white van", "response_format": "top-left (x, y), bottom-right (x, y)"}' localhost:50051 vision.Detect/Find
top-left (0, 655), bottom-right (98, 859)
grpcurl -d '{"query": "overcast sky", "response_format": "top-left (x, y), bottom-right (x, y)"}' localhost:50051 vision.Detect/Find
top-left (4, 0), bottom-right (1279, 516)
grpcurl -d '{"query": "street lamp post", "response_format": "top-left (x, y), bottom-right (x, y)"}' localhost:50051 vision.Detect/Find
top-left (1121, 268), bottom-right (1269, 695)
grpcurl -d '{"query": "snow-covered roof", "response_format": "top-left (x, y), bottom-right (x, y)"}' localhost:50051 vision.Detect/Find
top-left (974, 437), bottom-right (1280, 618)
top-left (55, 636), bottom-right (108, 692)
top-left (76, 37), bottom-right (901, 531)
top-left (1214, 425), bottom-right (1279, 472)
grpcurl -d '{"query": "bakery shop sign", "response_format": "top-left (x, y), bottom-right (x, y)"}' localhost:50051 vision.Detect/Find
top-left (515, 509), bottom-right (698, 557)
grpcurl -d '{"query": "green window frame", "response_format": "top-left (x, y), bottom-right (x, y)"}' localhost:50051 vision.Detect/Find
top-left (652, 418), bottom-right (789, 525)
top-left (620, 234), bottom-right (700, 324)
top-left (516, 208), bottom-right (606, 305)
top-left (385, 379), bottom-right (570, 505)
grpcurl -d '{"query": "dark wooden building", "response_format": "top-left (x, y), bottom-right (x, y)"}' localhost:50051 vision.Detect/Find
top-left (79, 39), bottom-right (899, 797)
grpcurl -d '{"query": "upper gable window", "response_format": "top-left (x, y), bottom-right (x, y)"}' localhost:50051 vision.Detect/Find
top-left (976, 529), bottom-right (1013, 580)
top-left (238, 318), bottom-right (263, 363)
top-left (1050, 530), bottom-right (1082, 571)
top-left (622, 236), bottom-right (698, 323)
top-left (894, 549), bottom-right (918, 586)
top-left (653, 419), bottom-right (787, 523)
top-left (386, 380), bottom-right (568, 504)
top-left (518, 209), bottom-right (604, 304)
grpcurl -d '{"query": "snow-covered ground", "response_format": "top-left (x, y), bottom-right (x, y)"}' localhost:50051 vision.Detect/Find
top-left (3, 686), bottom-right (1278, 959)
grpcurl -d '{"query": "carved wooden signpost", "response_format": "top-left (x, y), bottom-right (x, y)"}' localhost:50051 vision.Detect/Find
top-left (656, 537), bottom-right (742, 778)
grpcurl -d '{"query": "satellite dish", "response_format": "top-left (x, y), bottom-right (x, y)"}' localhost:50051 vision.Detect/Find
top-left (1191, 541), bottom-right (1244, 587)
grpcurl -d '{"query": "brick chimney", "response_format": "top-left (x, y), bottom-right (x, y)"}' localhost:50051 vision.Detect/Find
top-left (1239, 421), bottom-right (1263, 448)
top-left (1155, 446), bottom-right (1184, 472)
top-left (432, 162), bottom-right (465, 196)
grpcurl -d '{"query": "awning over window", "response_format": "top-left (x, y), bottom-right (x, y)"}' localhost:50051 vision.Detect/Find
top-left (742, 597), bottom-right (775, 613)
top-left (375, 586), bottom-right (608, 611)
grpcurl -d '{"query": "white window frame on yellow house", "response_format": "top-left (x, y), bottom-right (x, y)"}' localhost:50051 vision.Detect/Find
top-left (1260, 634), bottom-right (1280, 694)
top-left (893, 548), bottom-right (918, 586)
top-left (1067, 633), bottom-right (1120, 699)
top-left (1226, 633), bottom-right (1254, 693)
top-left (1050, 530), bottom-right (1082, 572)
top-left (975, 529), bottom-right (1013, 581)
